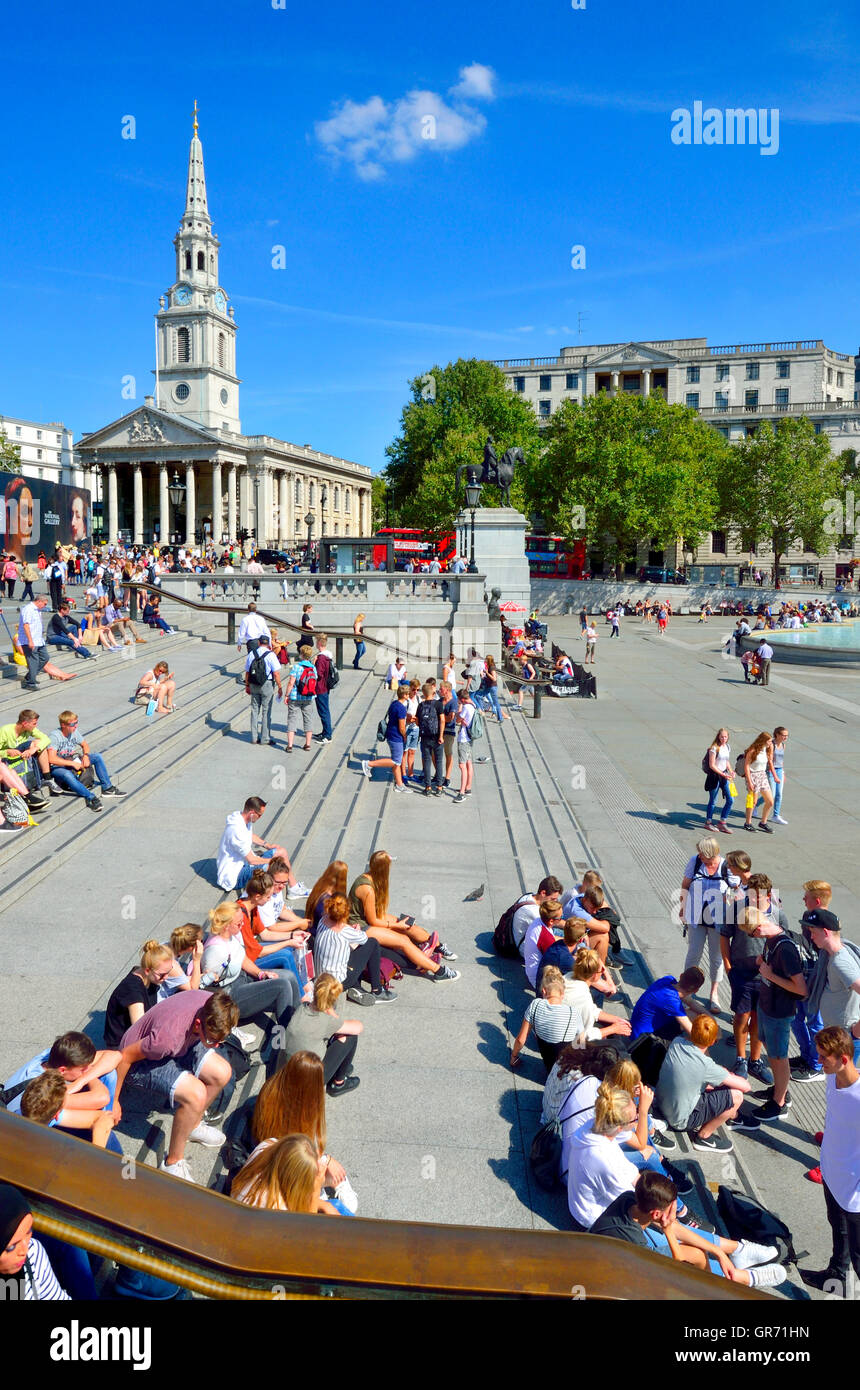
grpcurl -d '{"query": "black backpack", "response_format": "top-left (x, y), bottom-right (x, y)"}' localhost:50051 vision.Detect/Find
top-left (0, 1078), bottom-right (30, 1110)
top-left (493, 895), bottom-right (530, 958)
top-left (416, 700), bottom-right (440, 740)
top-left (628, 1032), bottom-right (668, 1087)
top-left (247, 650), bottom-right (271, 689)
top-left (716, 1185), bottom-right (801, 1266)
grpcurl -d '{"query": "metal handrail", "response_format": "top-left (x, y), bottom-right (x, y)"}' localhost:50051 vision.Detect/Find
top-left (126, 582), bottom-right (412, 665)
top-left (0, 1113), bottom-right (764, 1301)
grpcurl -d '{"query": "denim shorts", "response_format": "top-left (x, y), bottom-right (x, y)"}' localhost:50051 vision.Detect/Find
top-left (758, 1008), bottom-right (793, 1059)
top-left (405, 724), bottom-right (419, 750)
top-left (126, 1040), bottom-right (214, 1110)
top-left (387, 735), bottom-right (404, 761)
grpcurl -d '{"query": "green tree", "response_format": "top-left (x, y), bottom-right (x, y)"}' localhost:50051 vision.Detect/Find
top-left (0, 429), bottom-right (22, 473)
top-left (370, 473), bottom-right (389, 531)
top-left (383, 358), bottom-right (542, 533)
top-left (718, 418), bottom-right (841, 582)
top-left (524, 392), bottom-right (726, 566)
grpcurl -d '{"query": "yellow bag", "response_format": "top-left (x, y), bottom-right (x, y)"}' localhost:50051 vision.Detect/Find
top-left (728, 780), bottom-right (737, 799)
top-left (745, 791), bottom-right (755, 811)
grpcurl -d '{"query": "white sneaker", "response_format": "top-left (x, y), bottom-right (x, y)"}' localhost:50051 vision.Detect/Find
top-left (187, 1121), bottom-right (226, 1148)
top-left (360, 760), bottom-right (371, 779)
top-left (393, 784), bottom-right (413, 794)
top-left (748, 1262), bottom-right (788, 1289)
top-left (333, 1176), bottom-right (359, 1214)
top-left (160, 1157), bottom-right (194, 1181)
top-left (774, 815), bottom-right (788, 825)
top-left (231, 1026), bottom-right (256, 1048)
top-left (288, 881), bottom-right (309, 898)
top-left (732, 1239), bottom-right (779, 1271)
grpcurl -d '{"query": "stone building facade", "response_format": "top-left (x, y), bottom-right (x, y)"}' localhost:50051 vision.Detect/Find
top-left (494, 338), bottom-right (860, 581)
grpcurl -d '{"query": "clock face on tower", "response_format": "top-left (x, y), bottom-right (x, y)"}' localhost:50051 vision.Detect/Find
top-left (174, 285), bottom-right (193, 306)
top-left (214, 289), bottom-right (227, 313)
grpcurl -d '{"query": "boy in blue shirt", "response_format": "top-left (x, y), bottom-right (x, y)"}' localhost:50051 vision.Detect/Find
top-left (630, 968), bottom-right (706, 1041)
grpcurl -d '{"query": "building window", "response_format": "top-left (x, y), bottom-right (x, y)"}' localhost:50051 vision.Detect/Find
top-left (197, 251), bottom-right (205, 270)
top-left (776, 360), bottom-right (790, 379)
top-left (711, 530), bottom-right (727, 554)
top-left (746, 362), bottom-right (760, 380)
top-left (745, 390), bottom-right (759, 410)
top-left (837, 372), bottom-right (844, 387)
top-left (174, 383), bottom-right (190, 402)
top-left (36, 429), bottom-right (42, 440)
top-left (623, 375), bottom-right (639, 392)
top-left (37, 468), bottom-right (44, 479)
top-left (685, 392), bottom-right (700, 409)
top-left (217, 333), bottom-right (226, 368)
top-left (566, 373), bottom-right (579, 390)
top-left (539, 399), bottom-right (552, 416)
top-left (714, 391), bottom-right (729, 411)
top-left (715, 364), bottom-right (731, 381)
top-left (176, 327), bottom-right (190, 363)
top-left (15, 426), bottom-right (21, 437)
top-left (345, 489), bottom-right (351, 513)
top-left (775, 388), bottom-right (789, 407)
top-left (55, 433), bottom-right (62, 444)
top-left (539, 374), bottom-right (552, 392)
top-left (717, 426), bottom-right (730, 438)
top-left (184, 250), bottom-right (191, 270)
top-left (36, 448), bottom-right (42, 460)
top-left (295, 478), bottom-right (303, 505)
top-left (309, 482), bottom-right (315, 507)
top-left (513, 376), bottom-right (525, 392)
top-left (652, 371), bottom-right (668, 391)
top-left (333, 523), bottom-right (339, 536)
top-left (686, 365), bottom-right (700, 383)
top-left (827, 367), bottom-right (833, 383)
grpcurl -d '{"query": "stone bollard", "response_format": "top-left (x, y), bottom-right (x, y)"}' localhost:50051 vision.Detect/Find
top-left (335, 635), bottom-right (344, 669)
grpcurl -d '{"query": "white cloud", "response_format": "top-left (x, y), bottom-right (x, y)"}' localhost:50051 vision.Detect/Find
top-left (314, 65), bottom-right (496, 180)
top-left (450, 63), bottom-right (496, 101)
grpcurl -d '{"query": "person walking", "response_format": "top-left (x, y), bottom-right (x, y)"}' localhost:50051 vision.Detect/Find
top-left (237, 602), bottom-right (270, 655)
top-left (768, 726), bottom-right (789, 825)
top-left (352, 613), bottom-right (366, 670)
top-left (284, 644), bottom-right (317, 754)
top-left (741, 732), bottom-right (776, 834)
top-left (755, 636), bottom-right (773, 688)
top-left (583, 622), bottom-right (598, 664)
top-left (703, 727), bottom-right (735, 833)
top-left (359, 683), bottom-right (411, 793)
top-left (19, 561), bottom-right (37, 603)
top-left (453, 689), bottom-right (475, 804)
top-left (314, 634), bottom-right (334, 745)
top-left (244, 638), bottom-right (283, 746)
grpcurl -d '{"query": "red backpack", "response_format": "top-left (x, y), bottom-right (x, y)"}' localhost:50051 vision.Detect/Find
top-left (296, 661), bottom-right (317, 699)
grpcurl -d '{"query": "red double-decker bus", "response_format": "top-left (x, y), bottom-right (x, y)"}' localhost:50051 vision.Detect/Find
top-left (371, 527), bottom-right (456, 570)
top-left (525, 534), bottom-right (587, 578)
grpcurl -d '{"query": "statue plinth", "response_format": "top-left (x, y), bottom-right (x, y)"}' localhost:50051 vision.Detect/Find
top-left (454, 506), bottom-right (531, 615)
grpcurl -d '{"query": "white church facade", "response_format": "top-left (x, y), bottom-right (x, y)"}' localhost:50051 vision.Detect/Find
top-left (77, 110), bottom-right (372, 548)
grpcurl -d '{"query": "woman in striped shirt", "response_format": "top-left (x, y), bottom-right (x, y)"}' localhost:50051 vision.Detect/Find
top-left (313, 894), bottom-right (394, 1007)
top-left (0, 1184), bottom-right (69, 1300)
top-left (509, 965), bottom-right (586, 1073)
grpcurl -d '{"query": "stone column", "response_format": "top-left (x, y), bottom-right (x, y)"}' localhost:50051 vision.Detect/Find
top-left (185, 461), bottom-right (196, 547)
top-left (159, 463), bottom-right (170, 545)
top-left (279, 472), bottom-right (290, 543)
top-left (642, 369), bottom-right (651, 398)
top-left (227, 464), bottom-right (237, 541)
top-left (133, 464), bottom-right (144, 544)
top-left (211, 459), bottom-right (222, 542)
top-left (256, 467), bottom-right (274, 546)
top-left (106, 464), bottom-right (119, 543)
top-left (611, 371), bottom-right (620, 396)
top-left (238, 467), bottom-right (251, 535)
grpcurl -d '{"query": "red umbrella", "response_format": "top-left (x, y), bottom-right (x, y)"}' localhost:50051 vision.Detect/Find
top-left (498, 600), bottom-right (527, 611)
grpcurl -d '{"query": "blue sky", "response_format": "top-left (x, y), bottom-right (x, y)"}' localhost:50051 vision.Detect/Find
top-left (3, 0), bottom-right (860, 472)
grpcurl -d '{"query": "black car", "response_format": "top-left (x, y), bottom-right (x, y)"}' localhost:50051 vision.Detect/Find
top-left (638, 565), bottom-right (685, 584)
top-left (253, 549), bottom-right (292, 567)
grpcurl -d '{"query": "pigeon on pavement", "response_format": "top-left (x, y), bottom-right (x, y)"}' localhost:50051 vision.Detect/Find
top-left (463, 884), bottom-right (485, 902)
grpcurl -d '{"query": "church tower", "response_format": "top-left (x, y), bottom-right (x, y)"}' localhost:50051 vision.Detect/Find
top-left (155, 103), bottom-right (241, 432)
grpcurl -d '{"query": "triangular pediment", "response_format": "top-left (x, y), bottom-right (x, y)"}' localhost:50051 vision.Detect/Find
top-left (77, 406), bottom-right (220, 451)
top-left (587, 342), bottom-right (678, 369)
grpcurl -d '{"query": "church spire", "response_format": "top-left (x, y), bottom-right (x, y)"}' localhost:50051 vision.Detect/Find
top-left (184, 100), bottom-right (210, 227)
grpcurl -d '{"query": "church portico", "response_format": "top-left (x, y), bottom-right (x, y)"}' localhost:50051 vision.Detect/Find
top-left (75, 111), bottom-right (371, 550)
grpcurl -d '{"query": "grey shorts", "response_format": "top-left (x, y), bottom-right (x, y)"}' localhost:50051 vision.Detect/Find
top-left (126, 1040), bottom-right (214, 1111)
top-left (457, 741), bottom-right (473, 765)
top-left (686, 1083), bottom-right (737, 1133)
top-left (287, 699), bottom-right (313, 733)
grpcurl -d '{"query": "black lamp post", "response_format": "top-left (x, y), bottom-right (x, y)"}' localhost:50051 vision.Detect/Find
top-left (465, 479), bottom-right (482, 573)
top-left (304, 510), bottom-right (314, 567)
top-left (167, 470), bottom-right (186, 547)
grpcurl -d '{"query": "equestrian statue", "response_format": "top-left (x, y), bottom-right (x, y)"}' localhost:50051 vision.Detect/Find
top-left (456, 436), bottom-right (523, 508)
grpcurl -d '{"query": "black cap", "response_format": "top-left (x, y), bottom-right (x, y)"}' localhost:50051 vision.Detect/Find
top-left (801, 909), bottom-right (840, 933)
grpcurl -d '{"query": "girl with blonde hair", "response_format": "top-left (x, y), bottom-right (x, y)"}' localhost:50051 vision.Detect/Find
top-left (232, 1133), bottom-right (336, 1215)
top-left (279, 971), bottom-right (363, 1089)
top-left (742, 731), bottom-right (776, 833)
top-left (135, 660), bottom-right (176, 714)
top-left (102, 940), bottom-right (174, 1047)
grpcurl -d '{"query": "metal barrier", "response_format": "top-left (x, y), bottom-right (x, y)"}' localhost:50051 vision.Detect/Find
top-left (0, 1113), bottom-right (764, 1301)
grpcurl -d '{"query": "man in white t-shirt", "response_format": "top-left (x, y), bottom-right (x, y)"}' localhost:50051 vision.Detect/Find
top-left (216, 795), bottom-right (303, 895)
top-left (800, 1026), bottom-right (860, 1295)
top-left (237, 602), bottom-right (271, 654)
